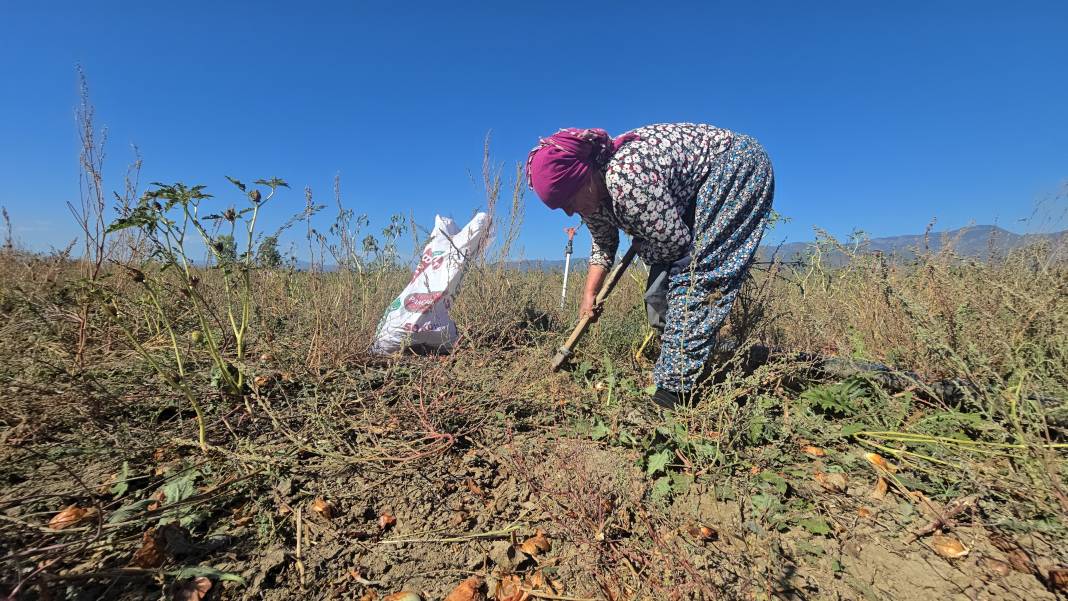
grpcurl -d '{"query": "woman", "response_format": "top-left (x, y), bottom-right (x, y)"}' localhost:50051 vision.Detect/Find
top-left (527, 123), bottom-right (774, 409)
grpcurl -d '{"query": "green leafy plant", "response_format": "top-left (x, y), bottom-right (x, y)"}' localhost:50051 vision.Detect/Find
top-left (105, 177), bottom-right (289, 450)
top-left (800, 379), bottom-right (869, 416)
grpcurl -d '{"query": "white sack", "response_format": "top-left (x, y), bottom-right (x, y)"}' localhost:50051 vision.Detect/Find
top-left (371, 212), bottom-right (489, 355)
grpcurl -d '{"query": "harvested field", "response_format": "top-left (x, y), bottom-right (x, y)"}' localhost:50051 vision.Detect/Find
top-left (1, 196), bottom-right (1065, 600)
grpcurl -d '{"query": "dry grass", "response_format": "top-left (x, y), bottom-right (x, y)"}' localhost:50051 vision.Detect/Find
top-left (1, 215), bottom-right (1064, 598)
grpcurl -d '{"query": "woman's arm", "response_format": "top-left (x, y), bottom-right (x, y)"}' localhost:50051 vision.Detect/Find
top-left (585, 206), bottom-right (619, 270)
top-left (580, 263), bottom-right (608, 320)
top-left (581, 207), bottom-right (619, 321)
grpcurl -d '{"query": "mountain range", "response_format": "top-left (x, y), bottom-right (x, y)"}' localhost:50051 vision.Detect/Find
top-left (506, 225), bottom-right (1067, 271)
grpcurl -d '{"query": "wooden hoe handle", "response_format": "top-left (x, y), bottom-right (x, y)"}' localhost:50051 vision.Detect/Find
top-left (550, 245), bottom-right (638, 372)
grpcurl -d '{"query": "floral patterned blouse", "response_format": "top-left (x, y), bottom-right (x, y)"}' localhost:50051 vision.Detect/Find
top-left (584, 123), bottom-right (733, 268)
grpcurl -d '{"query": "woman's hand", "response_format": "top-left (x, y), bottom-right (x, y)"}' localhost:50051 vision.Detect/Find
top-left (580, 292), bottom-right (601, 322)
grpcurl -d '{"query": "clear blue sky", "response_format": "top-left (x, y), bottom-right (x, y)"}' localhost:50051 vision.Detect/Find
top-left (2, 1), bottom-right (1066, 260)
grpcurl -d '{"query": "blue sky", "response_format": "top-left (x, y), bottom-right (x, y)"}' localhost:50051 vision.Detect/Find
top-left (2, 1), bottom-right (1066, 260)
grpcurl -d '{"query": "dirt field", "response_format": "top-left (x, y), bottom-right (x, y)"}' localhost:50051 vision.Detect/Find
top-left (1, 255), bottom-right (1066, 600)
top-left (0, 171), bottom-right (1065, 599)
top-left (2, 343), bottom-right (1065, 600)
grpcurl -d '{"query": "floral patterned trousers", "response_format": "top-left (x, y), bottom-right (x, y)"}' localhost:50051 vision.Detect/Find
top-left (647, 134), bottom-right (774, 393)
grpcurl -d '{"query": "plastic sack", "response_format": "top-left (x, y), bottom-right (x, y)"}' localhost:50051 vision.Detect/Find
top-left (371, 212), bottom-right (490, 355)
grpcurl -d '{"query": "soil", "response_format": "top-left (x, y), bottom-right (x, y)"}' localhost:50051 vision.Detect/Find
top-left (0, 351), bottom-right (1064, 601)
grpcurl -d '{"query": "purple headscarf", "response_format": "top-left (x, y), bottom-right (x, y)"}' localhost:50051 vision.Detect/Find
top-left (526, 128), bottom-right (639, 209)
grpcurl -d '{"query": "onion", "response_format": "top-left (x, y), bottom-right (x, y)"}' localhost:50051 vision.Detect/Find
top-left (929, 535), bottom-right (968, 559)
top-left (814, 471), bottom-right (848, 494)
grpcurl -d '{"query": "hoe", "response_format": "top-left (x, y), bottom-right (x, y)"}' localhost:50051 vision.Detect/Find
top-left (550, 244), bottom-right (637, 372)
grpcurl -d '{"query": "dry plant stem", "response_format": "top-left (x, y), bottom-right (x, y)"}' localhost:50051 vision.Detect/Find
top-left (520, 590), bottom-right (596, 601)
top-left (491, 160), bottom-right (526, 262)
top-left (859, 430), bottom-right (1068, 450)
top-left (857, 438), bottom-right (953, 475)
top-left (907, 494), bottom-right (978, 542)
top-left (110, 305), bottom-right (206, 451)
top-left (66, 69), bottom-right (110, 368)
top-left (251, 393), bottom-right (384, 464)
top-left (4, 557), bottom-right (60, 599)
top-left (295, 505), bottom-right (306, 589)
top-left (184, 202), bottom-right (254, 391)
top-left (156, 217), bottom-right (241, 394)
top-left (480, 131), bottom-right (502, 261)
top-left (140, 283), bottom-right (185, 378)
top-left (377, 523), bottom-right (522, 545)
top-left (855, 430), bottom-right (1068, 482)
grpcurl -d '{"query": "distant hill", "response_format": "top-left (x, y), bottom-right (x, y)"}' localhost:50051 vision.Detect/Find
top-left (508, 225), bottom-right (1067, 271)
top-left (762, 225), bottom-right (1066, 264)
top-left (504, 257), bottom-right (590, 272)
